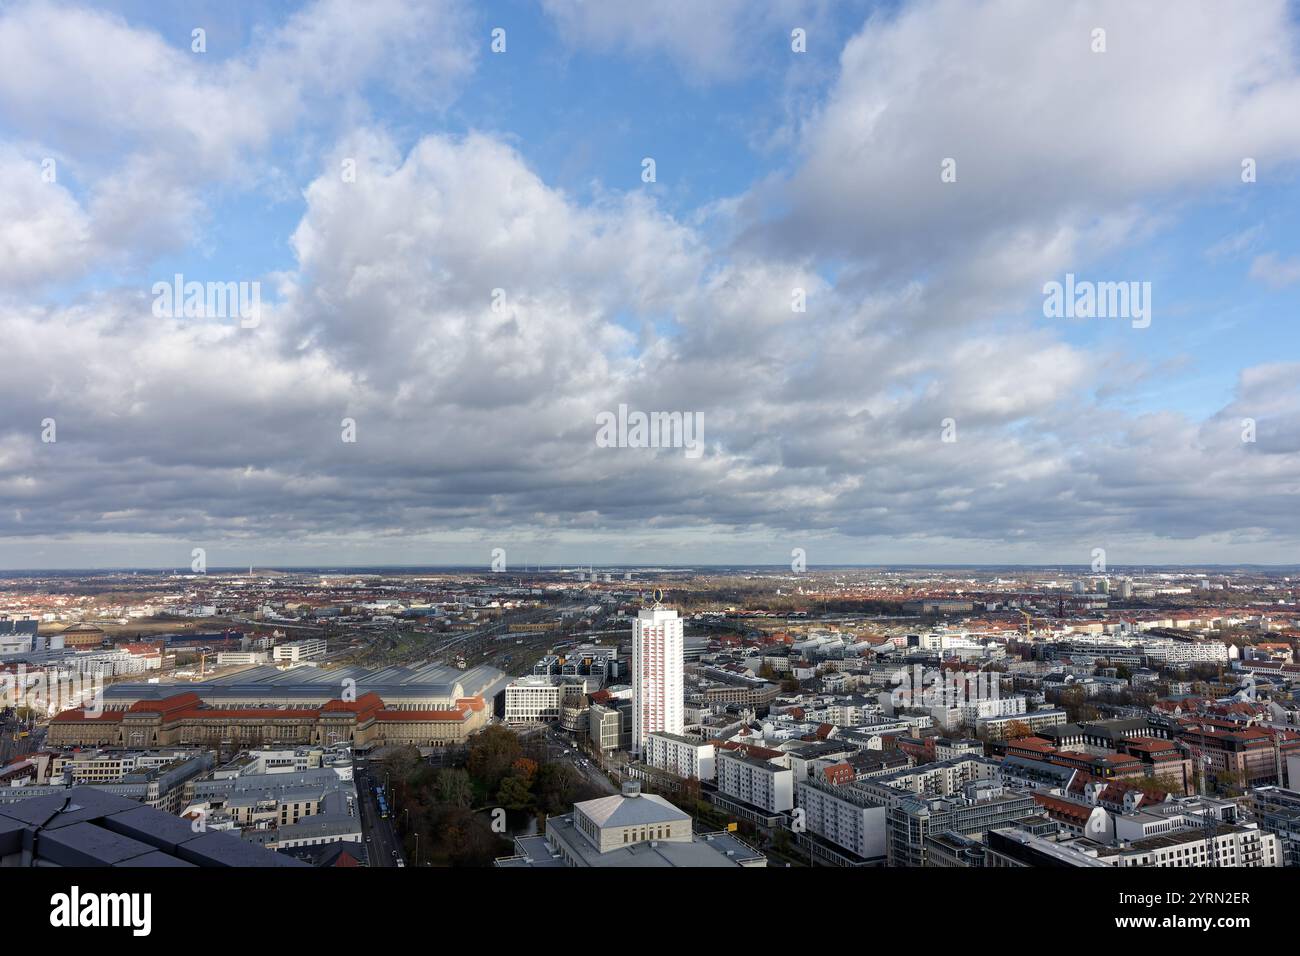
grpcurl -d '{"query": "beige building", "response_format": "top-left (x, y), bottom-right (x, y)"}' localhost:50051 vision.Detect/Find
top-left (496, 782), bottom-right (767, 868)
top-left (49, 690), bottom-right (488, 750)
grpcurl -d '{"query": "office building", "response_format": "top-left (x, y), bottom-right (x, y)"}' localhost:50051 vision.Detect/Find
top-left (977, 708), bottom-right (1068, 741)
top-left (273, 638), bottom-right (327, 663)
top-left (185, 766), bottom-right (361, 852)
top-left (503, 675), bottom-right (591, 724)
top-left (1248, 786), bottom-right (1300, 867)
top-left (887, 781), bottom-right (1039, 866)
top-left (590, 698), bottom-right (633, 752)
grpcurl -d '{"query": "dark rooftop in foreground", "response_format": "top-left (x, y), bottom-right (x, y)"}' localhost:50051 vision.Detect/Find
top-left (0, 787), bottom-right (306, 867)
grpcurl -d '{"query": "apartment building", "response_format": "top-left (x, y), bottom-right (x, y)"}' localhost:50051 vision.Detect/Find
top-left (715, 749), bottom-right (795, 819)
top-left (645, 731), bottom-right (716, 781)
top-left (977, 708), bottom-right (1068, 741)
top-left (859, 756), bottom-right (1003, 804)
top-left (186, 766), bottom-right (362, 851)
top-left (632, 605), bottom-right (684, 753)
top-left (1, 750), bottom-right (214, 813)
top-left (795, 776), bottom-right (888, 866)
top-left (49, 748), bottom-right (203, 783)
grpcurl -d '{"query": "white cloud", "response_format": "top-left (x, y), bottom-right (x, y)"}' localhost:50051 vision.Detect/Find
top-left (1248, 252), bottom-right (1300, 288)
top-left (0, 148), bottom-right (93, 287)
top-left (0, 0), bottom-right (475, 288)
top-left (1205, 225), bottom-right (1264, 262)
top-left (749, 0), bottom-right (1300, 306)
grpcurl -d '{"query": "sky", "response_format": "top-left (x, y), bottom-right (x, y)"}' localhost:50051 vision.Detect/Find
top-left (1, 0), bottom-right (1299, 570)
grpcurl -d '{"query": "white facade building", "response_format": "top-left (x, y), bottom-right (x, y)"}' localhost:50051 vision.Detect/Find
top-left (796, 778), bottom-right (887, 862)
top-left (645, 732), bottom-right (716, 781)
top-left (632, 604), bottom-right (684, 754)
top-left (504, 677), bottom-right (566, 723)
top-left (273, 638), bottom-right (327, 663)
top-left (716, 751), bottom-right (794, 813)
top-left (958, 695), bottom-right (1026, 724)
top-left (216, 651), bottom-right (269, 667)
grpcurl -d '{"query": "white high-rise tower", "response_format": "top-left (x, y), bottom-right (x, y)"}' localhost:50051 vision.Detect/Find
top-left (632, 594), bottom-right (683, 754)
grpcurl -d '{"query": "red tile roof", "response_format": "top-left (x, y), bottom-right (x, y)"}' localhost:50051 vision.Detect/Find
top-left (717, 740), bottom-right (785, 761)
top-left (127, 692), bottom-right (201, 715)
top-left (1033, 792), bottom-right (1092, 824)
top-left (50, 692), bottom-right (489, 728)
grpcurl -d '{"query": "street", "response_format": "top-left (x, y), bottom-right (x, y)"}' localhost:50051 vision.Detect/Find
top-left (542, 725), bottom-right (617, 795)
top-left (353, 759), bottom-right (404, 867)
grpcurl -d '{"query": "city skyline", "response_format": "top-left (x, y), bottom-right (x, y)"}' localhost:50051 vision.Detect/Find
top-left (3, 537), bottom-right (1299, 895)
top-left (5, 560), bottom-right (1300, 573)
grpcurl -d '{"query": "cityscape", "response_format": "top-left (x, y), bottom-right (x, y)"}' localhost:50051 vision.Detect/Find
top-left (2, 564), bottom-right (1298, 876)
top-left (2, 0), bottom-right (1299, 937)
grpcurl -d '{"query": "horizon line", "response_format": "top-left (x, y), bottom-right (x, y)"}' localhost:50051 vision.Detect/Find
top-left (0, 562), bottom-right (1297, 574)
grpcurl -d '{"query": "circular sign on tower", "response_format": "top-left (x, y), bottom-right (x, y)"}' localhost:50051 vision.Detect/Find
top-left (652, 588), bottom-right (664, 605)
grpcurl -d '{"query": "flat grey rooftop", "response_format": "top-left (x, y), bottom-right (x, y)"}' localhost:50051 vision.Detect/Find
top-left (495, 834), bottom-right (566, 867)
top-left (0, 787), bottom-right (306, 867)
top-left (101, 661), bottom-right (507, 705)
top-left (545, 814), bottom-right (763, 867)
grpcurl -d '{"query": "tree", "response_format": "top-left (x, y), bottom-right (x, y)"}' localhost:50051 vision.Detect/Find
top-left (535, 762), bottom-right (582, 815)
top-left (382, 744), bottom-right (423, 783)
top-left (674, 775), bottom-right (702, 810)
top-left (1131, 773), bottom-right (1177, 797)
top-left (432, 806), bottom-right (510, 867)
top-left (1053, 685), bottom-right (1096, 723)
top-left (511, 757), bottom-right (538, 783)
top-left (1003, 720), bottom-right (1035, 740)
top-left (1211, 768), bottom-right (1247, 796)
top-left (467, 725), bottom-right (523, 796)
top-left (771, 828), bottom-right (792, 854)
top-left (498, 775), bottom-right (534, 811)
top-left (433, 768), bottom-right (474, 809)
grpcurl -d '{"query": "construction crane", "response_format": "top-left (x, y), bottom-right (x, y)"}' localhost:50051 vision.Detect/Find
top-left (1019, 610), bottom-right (1052, 641)
top-left (1188, 724), bottom-right (1218, 867)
